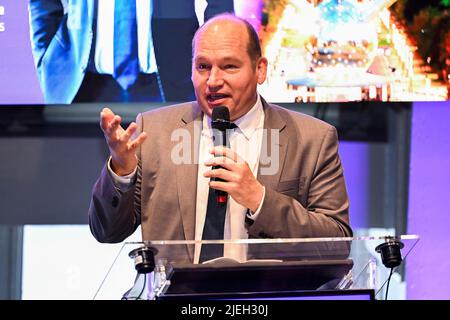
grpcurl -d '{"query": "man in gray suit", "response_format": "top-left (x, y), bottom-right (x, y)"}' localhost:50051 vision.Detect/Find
top-left (89, 14), bottom-right (352, 262)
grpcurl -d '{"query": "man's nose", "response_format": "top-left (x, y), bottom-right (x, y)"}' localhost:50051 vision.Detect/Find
top-left (207, 68), bottom-right (224, 88)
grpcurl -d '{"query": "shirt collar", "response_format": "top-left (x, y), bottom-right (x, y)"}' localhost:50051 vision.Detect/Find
top-left (202, 94), bottom-right (264, 141)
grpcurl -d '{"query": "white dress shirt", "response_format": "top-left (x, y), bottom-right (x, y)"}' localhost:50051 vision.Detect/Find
top-left (194, 95), bottom-right (265, 263)
top-left (95, 0), bottom-right (157, 74)
top-left (108, 95), bottom-right (266, 263)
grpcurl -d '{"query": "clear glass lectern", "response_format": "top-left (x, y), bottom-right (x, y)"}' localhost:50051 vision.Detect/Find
top-left (93, 235), bottom-right (419, 300)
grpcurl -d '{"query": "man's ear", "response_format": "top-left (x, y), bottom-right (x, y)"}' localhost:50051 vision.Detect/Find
top-left (256, 57), bottom-right (268, 85)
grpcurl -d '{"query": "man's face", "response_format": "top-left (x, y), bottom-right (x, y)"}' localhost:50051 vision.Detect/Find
top-left (192, 20), bottom-right (267, 121)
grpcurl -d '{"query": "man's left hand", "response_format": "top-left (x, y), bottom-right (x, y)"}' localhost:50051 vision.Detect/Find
top-left (204, 146), bottom-right (264, 212)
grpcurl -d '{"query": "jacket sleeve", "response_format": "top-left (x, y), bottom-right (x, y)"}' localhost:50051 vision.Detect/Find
top-left (249, 127), bottom-right (352, 239)
top-left (28, 0), bottom-right (64, 68)
top-left (88, 114), bottom-right (143, 243)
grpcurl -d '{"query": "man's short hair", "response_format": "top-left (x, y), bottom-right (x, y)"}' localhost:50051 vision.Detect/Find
top-left (192, 13), bottom-right (262, 68)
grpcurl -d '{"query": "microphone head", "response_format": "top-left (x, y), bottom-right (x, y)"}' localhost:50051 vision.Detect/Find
top-left (211, 106), bottom-right (230, 131)
top-left (212, 106), bottom-right (230, 123)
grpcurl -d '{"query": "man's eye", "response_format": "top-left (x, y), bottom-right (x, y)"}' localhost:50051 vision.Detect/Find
top-left (198, 64), bottom-right (210, 70)
top-left (225, 64), bottom-right (237, 69)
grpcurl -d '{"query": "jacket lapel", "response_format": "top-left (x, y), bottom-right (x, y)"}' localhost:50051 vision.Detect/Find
top-left (175, 102), bottom-right (202, 246)
top-left (257, 98), bottom-right (288, 190)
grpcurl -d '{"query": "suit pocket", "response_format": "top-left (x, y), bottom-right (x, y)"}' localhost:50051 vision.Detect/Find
top-left (276, 179), bottom-right (299, 199)
top-left (276, 177), bottom-right (307, 197)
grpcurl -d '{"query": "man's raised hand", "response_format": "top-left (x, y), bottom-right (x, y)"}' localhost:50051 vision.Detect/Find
top-left (100, 108), bottom-right (147, 176)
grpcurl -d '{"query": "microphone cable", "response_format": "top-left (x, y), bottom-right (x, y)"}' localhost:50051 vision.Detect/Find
top-left (384, 267), bottom-right (394, 300)
top-left (120, 273), bottom-right (148, 300)
top-left (136, 273), bottom-right (147, 300)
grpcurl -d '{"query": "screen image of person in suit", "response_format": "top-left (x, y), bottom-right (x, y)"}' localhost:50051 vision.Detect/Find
top-left (28, 0), bottom-right (234, 104)
top-left (88, 14), bottom-right (352, 263)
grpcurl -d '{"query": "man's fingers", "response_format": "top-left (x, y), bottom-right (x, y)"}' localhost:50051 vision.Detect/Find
top-left (102, 107), bottom-right (113, 115)
top-left (121, 122), bottom-right (137, 142)
top-left (208, 180), bottom-right (231, 193)
top-left (210, 146), bottom-right (243, 163)
top-left (204, 156), bottom-right (235, 170)
top-left (203, 167), bottom-right (237, 182)
top-left (128, 132), bottom-right (148, 150)
top-left (100, 108), bottom-right (115, 132)
top-left (109, 115), bottom-right (122, 131)
top-left (104, 115), bottom-right (122, 137)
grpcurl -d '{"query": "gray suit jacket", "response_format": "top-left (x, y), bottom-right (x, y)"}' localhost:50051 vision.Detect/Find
top-left (88, 99), bottom-right (352, 260)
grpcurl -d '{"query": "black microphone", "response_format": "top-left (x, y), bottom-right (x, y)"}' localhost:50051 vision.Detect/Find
top-left (211, 106), bottom-right (232, 205)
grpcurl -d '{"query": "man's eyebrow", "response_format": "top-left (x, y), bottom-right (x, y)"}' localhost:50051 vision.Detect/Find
top-left (194, 55), bottom-right (241, 63)
top-left (193, 55), bottom-right (209, 61)
top-left (221, 57), bottom-right (241, 63)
